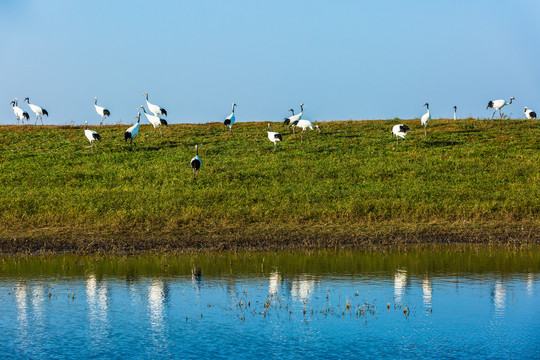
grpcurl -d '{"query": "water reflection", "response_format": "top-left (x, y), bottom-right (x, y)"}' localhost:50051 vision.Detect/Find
top-left (15, 282), bottom-right (29, 345)
top-left (1, 249), bottom-right (539, 359)
top-left (86, 274), bottom-right (110, 347)
top-left (31, 285), bottom-right (45, 326)
top-left (394, 269), bottom-right (408, 303)
top-left (422, 277), bottom-right (432, 307)
top-left (492, 280), bottom-right (506, 315)
top-left (527, 273), bottom-right (534, 295)
top-left (148, 279), bottom-right (165, 326)
top-left (269, 271), bottom-right (280, 295)
top-left (291, 275), bottom-right (316, 302)
top-left (192, 265), bottom-right (202, 296)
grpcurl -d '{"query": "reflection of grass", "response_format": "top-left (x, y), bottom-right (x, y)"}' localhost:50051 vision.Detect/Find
top-left (0, 118), bottom-right (538, 252)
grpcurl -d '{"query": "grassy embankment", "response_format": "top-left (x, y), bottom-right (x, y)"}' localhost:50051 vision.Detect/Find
top-left (0, 118), bottom-right (538, 253)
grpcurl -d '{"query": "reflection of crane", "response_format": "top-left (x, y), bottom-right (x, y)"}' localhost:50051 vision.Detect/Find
top-left (491, 280), bottom-right (506, 313)
top-left (291, 275), bottom-right (315, 302)
top-left (269, 271), bottom-right (281, 295)
top-left (394, 269), bottom-right (408, 302)
top-left (422, 277), bottom-right (432, 306)
top-left (192, 265), bottom-right (202, 293)
top-left (527, 273), bottom-right (534, 295)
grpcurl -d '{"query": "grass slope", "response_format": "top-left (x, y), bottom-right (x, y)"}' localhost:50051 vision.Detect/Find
top-left (0, 118), bottom-right (538, 252)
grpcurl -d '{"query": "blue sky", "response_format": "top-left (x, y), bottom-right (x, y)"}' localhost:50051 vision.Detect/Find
top-left (1, 0), bottom-right (539, 125)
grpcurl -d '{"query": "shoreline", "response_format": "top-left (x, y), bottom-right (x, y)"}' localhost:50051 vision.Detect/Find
top-left (1, 224), bottom-right (538, 255)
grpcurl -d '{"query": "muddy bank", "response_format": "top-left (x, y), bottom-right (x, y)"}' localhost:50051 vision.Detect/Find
top-left (0, 224), bottom-right (537, 255)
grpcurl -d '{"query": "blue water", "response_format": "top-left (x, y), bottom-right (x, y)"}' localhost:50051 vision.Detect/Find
top-left (0, 258), bottom-right (539, 358)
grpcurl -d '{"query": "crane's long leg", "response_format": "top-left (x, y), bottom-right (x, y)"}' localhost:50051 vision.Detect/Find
top-left (274, 142), bottom-right (277, 152)
top-left (35, 116), bottom-right (38, 126)
top-left (424, 126), bottom-right (427, 136)
top-left (159, 127), bottom-right (163, 137)
top-left (40, 115), bottom-right (44, 126)
top-left (492, 111), bottom-right (496, 119)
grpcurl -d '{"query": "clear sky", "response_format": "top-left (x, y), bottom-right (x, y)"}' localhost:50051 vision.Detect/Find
top-left (1, 0), bottom-right (539, 125)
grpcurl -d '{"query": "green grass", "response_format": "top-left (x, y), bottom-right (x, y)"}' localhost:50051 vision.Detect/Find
top-left (0, 118), bottom-right (538, 251)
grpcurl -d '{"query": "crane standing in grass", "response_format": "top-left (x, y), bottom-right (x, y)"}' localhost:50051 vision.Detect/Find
top-left (267, 123), bottom-right (282, 152)
top-left (453, 106), bottom-right (457, 120)
top-left (94, 97), bottom-right (110, 125)
top-left (190, 144), bottom-right (201, 178)
top-left (137, 105), bottom-right (168, 136)
top-left (125, 112), bottom-right (141, 144)
top-left (24, 97), bottom-right (48, 125)
top-left (84, 121), bottom-right (101, 151)
top-left (523, 107), bottom-right (536, 119)
top-left (392, 124), bottom-right (410, 146)
top-left (224, 103), bottom-right (237, 131)
top-left (284, 103), bottom-right (304, 128)
top-left (143, 92), bottom-right (167, 117)
top-left (486, 97), bottom-right (515, 119)
top-left (10, 98), bottom-right (29, 125)
top-left (421, 102), bottom-right (431, 136)
top-left (293, 119), bottom-right (319, 141)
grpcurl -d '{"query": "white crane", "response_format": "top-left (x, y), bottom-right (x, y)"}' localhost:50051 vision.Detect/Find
top-left (94, 97), bottom-right (110, 125)
top-left (224, 103), bottom-right (237, 131)
top-left (293, 119), bottom-right (320, 140)
top-left (10, 98), bottom-right (29, 125)
top-left (190, 144), bottom-right (201, 178)
top-left (284, 103), bottom-right (304, 128)
top-left (392, 124), bottom-right (411, 146)
top-left (84, 121), bottom-right (101, 150)
top-left (143, 92), bottom-right (167, 117)
top-left (137, 105), bottom-right (167, 136)
top-left (453, 106), bottom-right (457, 121)
top-left (486, 97), bottom-right (515, 119)
top-left (421, 102), bottom-right (431, 136)
top-left (267, 123), bottom-right (282, 152)
top-left (24, 97), bottom-right (48, 125)
top-left (523, 107), bottom-right (537, 119)
top-left (125, 112), bottom-right (141, 144)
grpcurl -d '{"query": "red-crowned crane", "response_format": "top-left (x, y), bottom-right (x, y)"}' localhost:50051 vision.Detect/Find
top-left (24, 97), bottom-right (48, 125)
top-left (125, 112), bottom-right (141, 144)
top-left (190, 144), bottom-right (201, 178)
top-left (84, 121), bottom-right (101, 151)
top-left (453, 106), bottom-right (457, 121)
top-left (10, 98), bottom-right (29, 125)
top-left (293, 119), bottom-right (319, 141)
top-left (421, 102), bottom-right (431, 136)
top-left (523, 107), bottom-right (537, 119)
top-left (487, 97), bottom-right (515, 119)
top-left (143, 92), bottom-right (167, 117)
top-left (137, 105), bottom-right (168, 137)
top-left (224, 103), bottom-right (237, 131)
top-left (392, 124), bottom-right (411, 146)
top-left (284, 103), bottom-right (304, 128)
top-left (94, 97), bottom-right (110, 125)
top-left (267, 123), bottom-right (282, 152)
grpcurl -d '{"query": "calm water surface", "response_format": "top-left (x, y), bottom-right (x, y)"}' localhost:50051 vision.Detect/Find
top-left (0, 247), bottom-right (539, 359)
